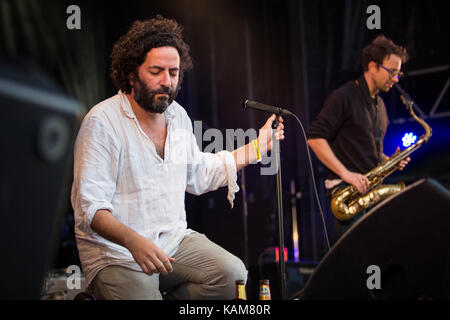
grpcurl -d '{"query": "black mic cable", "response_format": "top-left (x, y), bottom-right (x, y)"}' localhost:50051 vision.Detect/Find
top-left (290, 112), bottom-right (331, 251)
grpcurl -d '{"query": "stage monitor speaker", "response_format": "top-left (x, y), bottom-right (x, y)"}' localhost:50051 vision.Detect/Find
top-left (298, 178), bottom-right (450, 300)
top-left (0, 60), bottom-right (81, 299)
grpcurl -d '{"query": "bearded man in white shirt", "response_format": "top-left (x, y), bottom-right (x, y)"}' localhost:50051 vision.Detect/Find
top-left (71, 15), bottom-right (285, 300)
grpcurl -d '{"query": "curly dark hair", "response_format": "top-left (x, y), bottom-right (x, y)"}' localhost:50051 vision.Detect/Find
top-left (110, 15), bottom-right (193, 93)
top-left (362, 35), bottom-right (408, 71)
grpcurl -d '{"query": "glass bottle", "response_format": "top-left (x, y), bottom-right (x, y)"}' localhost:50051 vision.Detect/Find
top-left (234, 280), bottom-right (247, 300)
top-left (259, 279), bottom-right (271, 300)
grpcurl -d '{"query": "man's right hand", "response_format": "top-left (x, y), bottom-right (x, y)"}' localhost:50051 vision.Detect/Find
top-left (91, 210), bottom-right (175, 276)
top-left (307, 138), bottom-right (370, 194)
top-left (341, 170), bottom-right (370, 194)
top-left (125, 234), bottom-right (175, 276)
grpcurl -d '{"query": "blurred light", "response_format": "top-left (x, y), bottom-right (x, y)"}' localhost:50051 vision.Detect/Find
top-left (402, 132), bottom-right (417, 147)
top-left (275, 247), bottom-right (288, 262)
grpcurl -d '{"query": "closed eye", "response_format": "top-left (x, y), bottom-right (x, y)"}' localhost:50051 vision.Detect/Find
top-left (147, 66), bottom-right (179, 78)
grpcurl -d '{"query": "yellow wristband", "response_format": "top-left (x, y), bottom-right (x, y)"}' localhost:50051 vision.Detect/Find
top-left (251, 139), bottom-right (262, 163)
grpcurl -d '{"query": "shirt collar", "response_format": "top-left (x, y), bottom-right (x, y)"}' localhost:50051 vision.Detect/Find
top-left (119, 89), bottom-right (176, 121)
top-left (119, 90), bottom-right (135, 119)
top-left (165, 102), bottom-right (176, 121)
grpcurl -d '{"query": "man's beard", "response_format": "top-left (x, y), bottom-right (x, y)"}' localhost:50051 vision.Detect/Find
top-left (132, 76), bottom-right (179, 114)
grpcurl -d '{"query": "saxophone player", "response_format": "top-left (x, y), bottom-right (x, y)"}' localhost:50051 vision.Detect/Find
top-left (307, 35), bottom-right (411, 245)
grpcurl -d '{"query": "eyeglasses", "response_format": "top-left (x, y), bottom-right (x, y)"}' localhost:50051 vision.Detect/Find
top-left (379, 64), bottom-right (404, 79)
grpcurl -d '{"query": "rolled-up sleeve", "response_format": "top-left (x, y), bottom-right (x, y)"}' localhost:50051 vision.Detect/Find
top-left (185, 123), bottom-right (239, 208)
top-left (71, 114), bottom-right (120, 233)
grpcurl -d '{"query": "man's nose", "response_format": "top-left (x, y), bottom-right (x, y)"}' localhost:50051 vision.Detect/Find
top-left (160, 71), bottom-right (171, 87)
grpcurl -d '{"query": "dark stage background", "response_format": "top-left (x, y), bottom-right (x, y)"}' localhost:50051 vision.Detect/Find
top-left (1, 0), bottom-right (449, 297)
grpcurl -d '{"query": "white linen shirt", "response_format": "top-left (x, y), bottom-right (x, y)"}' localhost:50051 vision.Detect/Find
top-left (71, 91), bottom-right (239, 287)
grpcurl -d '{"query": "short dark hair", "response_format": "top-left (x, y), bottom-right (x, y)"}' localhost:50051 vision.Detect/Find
top-left (361, 35), bottom-right (407, 71)
top-left (110, 15), bottom-right (193, 93)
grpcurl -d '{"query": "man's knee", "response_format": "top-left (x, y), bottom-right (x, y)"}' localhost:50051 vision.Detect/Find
top-left (213, 255), bottom-right (247, 299)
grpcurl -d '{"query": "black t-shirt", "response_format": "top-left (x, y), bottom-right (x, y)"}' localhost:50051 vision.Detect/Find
top-left (308, 75), bottom-right (389, 179)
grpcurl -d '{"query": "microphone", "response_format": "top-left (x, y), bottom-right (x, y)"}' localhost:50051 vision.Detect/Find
top-left (242, 99), bottom-right (294, 116)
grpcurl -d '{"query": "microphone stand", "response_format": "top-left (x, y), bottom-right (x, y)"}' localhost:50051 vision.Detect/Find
top-left (240, 167), bottom-right (249, 269)
top-left (272, 115), bottom-right (286, 300)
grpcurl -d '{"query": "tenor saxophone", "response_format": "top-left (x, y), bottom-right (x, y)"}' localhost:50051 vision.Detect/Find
top-left (331, 93), bottom-right (432, 221)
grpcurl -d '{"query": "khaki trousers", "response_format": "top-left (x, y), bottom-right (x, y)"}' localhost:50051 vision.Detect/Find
top-left (88, 232), bottom-right (247, 300)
